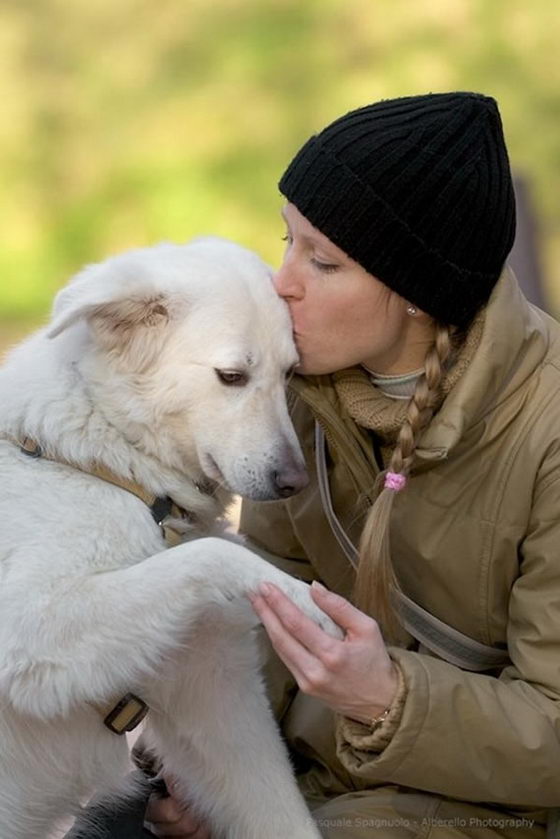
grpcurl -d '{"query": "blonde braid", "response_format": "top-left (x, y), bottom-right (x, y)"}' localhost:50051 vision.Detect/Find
top-left (354, 323), bottom-right (454, 641)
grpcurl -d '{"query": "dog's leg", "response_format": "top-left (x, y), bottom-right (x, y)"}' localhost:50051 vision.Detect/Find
top-left (1, 538), bottom-right (334, 837)
top-left (1, 537), bottom-right (340, 721)
top-left (145, 619), bottom-right (322, 839)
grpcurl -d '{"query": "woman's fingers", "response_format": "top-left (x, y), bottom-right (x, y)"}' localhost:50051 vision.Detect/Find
top-left (148, 822), bottom-right (211, 838)
top-left (310, 581), bottom-right (379, 638)
top-left (145, 791), bottom-right (210, 837)
top-left (145, 793), bottom-right (188, 825)
top-left (250, 588), bottom-right (318, 682)
top-left (148, 824), bottom-right (210, 838)
top-left (251, 582), bottom-right (338, 655)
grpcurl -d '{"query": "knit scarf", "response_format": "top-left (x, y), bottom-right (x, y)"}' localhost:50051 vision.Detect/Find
top-left (331, 310), bottom-right (485, 443)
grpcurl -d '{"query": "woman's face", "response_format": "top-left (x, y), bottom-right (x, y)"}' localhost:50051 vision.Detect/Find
top-left (274, 203), bottom-right (434, 376)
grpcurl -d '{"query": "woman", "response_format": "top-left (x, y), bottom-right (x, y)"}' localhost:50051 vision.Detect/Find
top-left (137, 93), bottom-right (560, 837)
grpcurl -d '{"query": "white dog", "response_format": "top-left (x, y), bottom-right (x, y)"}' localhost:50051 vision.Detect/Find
top-left (0, 238), bottom-right (339, 839)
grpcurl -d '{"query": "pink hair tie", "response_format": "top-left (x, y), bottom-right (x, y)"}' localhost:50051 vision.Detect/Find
top-left (384, 471), bottom-right (407, 492)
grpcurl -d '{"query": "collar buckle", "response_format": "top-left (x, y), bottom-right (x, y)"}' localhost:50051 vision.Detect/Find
top-left (103, 693), bottom-right (148, 735)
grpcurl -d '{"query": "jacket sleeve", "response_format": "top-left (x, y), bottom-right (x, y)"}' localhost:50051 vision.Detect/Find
top-left (335, 468), bottom-right (560, 807)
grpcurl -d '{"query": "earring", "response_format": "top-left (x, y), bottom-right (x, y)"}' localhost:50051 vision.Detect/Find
top-left (406, 304), bottom-right (417, 317)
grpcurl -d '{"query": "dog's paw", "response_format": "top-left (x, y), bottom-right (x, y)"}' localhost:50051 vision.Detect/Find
top-left (281, 579), bottom-right (344, 640)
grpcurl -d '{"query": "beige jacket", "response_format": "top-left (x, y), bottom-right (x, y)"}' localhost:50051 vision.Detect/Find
top-left (240, 269), bottom-right (560, 815)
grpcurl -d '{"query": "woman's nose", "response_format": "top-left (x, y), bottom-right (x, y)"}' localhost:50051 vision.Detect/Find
top-left (273, 259), bottom-right (304, 300)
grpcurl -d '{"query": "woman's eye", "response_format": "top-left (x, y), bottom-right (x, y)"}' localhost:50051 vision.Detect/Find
top-left (215, 370), bottom-right (248, 386)
top-left (311, 257), bottom-right (339, 273)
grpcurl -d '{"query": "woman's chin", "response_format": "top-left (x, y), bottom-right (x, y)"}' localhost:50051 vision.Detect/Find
top-left (293, 343), bottom-right (342, 376)
top-left (293, 356), bottom-right (313, 375)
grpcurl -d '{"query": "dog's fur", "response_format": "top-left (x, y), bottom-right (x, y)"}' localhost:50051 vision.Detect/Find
top-left (0, 238), bottom-right (339, 839)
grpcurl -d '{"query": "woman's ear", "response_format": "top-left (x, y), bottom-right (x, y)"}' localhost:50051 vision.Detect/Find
top-left (404, 300), bottom-right (432, 323)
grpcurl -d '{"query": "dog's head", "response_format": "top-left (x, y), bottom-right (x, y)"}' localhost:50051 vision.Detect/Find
top-left (48, 237), bottom-right (308, 501)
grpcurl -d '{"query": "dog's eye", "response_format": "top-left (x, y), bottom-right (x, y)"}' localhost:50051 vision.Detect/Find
top-left (215, 369), bottom-right (248, 386)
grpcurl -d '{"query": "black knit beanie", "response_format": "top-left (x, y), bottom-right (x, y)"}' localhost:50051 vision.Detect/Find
top-left (279, 92), bottom-right (516, 326)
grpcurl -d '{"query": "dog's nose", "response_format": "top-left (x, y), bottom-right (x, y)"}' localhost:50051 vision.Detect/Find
top-left (273, 466), bottom-right (309, 498)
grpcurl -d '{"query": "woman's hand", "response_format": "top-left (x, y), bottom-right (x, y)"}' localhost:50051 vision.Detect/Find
top-left (248, 580), bottom-right (398, 723)
top-left (144, 777), bottom-right (212, 838)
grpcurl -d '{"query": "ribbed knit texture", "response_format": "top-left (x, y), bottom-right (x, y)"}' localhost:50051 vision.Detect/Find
top-left (279, 92), bottom-right (516, 326)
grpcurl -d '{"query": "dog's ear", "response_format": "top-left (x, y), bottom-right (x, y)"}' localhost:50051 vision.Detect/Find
top-left (47, 259), bottom-right (173, 347)
top-left (46, 259), bottom-right (179, 373)
top-left (48, 288), bottom-right (173, 372)
top-left (48, 293), bottom-right (170, 341)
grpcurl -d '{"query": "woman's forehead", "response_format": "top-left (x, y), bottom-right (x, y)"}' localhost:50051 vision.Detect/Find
top-left (281, 203), bottom-right (349, 258)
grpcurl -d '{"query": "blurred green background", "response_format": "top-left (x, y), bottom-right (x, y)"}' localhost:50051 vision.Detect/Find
top-left (1, 0), bottom-right (560, 352)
